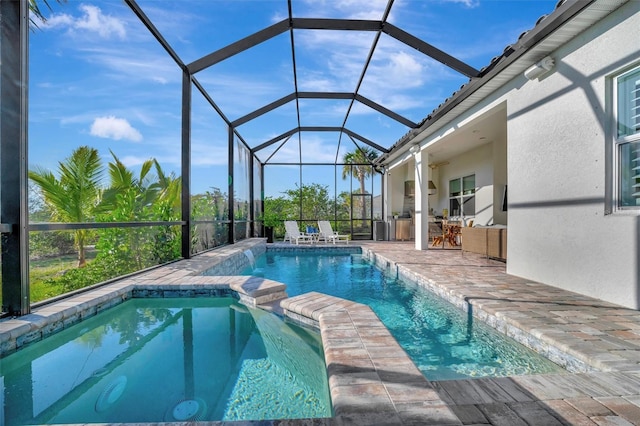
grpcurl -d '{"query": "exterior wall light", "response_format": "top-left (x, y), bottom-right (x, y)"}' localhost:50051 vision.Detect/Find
top-left (524, 56), bottom-right (555, 80)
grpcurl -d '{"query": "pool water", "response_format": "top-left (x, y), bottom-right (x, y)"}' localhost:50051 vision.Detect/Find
top-left (243, 252), bottom-right (565, 381)
top-left (0, 298), bottom-right (331, 425)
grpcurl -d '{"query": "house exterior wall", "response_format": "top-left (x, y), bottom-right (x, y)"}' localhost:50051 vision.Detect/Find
top-left (432, 143), bottom-right (497, 226)
top-left (505, 1), bottom-right (640, 309)
top-left (493, 129), bottom-right (508, 226)
top-left (413, 1), bottom-right (639, 308)
top-left (389, 162), bottom-right (410, 217)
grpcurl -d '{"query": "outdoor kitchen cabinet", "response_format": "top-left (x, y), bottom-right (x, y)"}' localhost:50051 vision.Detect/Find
top-left (395, 218), bottom-right (412, 241)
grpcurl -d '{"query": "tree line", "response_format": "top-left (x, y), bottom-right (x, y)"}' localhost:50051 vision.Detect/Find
top-left (29, 146), bottom-right (217, 294)
top-left (29, 145), bottom-right (378, 296)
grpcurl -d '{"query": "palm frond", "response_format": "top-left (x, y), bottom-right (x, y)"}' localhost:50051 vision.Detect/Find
top-left (107, 149), bottom-right (134, 188)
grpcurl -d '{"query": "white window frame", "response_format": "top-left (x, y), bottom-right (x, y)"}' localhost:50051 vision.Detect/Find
top-left (448, 174), bottom-right (475, 218)
top-left (612, 64), bottom-right (640, 212)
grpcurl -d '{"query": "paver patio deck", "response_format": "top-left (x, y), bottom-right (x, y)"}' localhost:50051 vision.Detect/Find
top-left (2, 238), bottom-right (640, 425)
top-left (354, 241), bottom-right (640, 425)
top-left (359, 241), bottom-right (640, 373)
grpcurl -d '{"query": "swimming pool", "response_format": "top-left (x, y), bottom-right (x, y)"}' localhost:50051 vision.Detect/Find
top-left (239, 251), bottom-right (564, 381)
top-left (0, 297), bottom-right (331, 424)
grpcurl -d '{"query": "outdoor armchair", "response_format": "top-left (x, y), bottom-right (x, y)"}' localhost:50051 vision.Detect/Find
top-left (317, 220), bottom-right (349, 244)
top-left (284, 221), bottom-right (314, 244)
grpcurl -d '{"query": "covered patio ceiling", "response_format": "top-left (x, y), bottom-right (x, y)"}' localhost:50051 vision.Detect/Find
top-left (126, 0), bottom-right (561, 168)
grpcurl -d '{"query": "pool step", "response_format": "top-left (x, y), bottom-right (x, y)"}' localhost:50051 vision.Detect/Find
top-left (228, 275), bottom-right (288, 307)
top-left (280, 291), bottom-right (462, 424)
top-left (281, 292), bottom-right (361, 328)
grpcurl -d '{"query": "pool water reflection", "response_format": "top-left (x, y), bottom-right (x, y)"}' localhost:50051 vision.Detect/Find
top-left (0, 298), bottom-right (331, 424)
top-left (243, 252), bottom-right (565, 381)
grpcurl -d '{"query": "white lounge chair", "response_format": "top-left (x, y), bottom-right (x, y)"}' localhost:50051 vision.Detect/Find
top-left (317, 220), bottom-right (349, 244)
top-left (284, 221), bottom-right (314, 244)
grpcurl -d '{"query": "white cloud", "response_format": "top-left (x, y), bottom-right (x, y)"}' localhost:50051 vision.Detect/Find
top-left (252, 134), bottom-right (347, 164)
top-left (442, 0), bottom-right (480, 8)
top-left (298, 73), bottom-right (337, 92)
top-left (190, 144), bottom-right (229, 166)
top-left (45, 13), bottom-right (74, 28)
top-left (79, 46), bottom-right (178, 85)
top-left (381, 51), bottom-right (424, 86)
top-left (299, 0), bottom-right (391, 20)
top-left (44, 4), bottom-right (126, 39)
top-left (151, 76), bottom-right (169, 85)
top-left (90, 116), bottom-right (143, 142)
top-left (337, 0), bottom-right (392, 19)
top-left (300, 137), bottom-right (348, 163)
top-left (293, 25), bottom-right (440, 115)
top-left (271, 11), bottom-right (287, 23)
top-left (194, 72), bottom-right (292, 117)
top-left (294, 31), bottom-right (372, 93)
top-left (117, 155), bottom-right (150, 168)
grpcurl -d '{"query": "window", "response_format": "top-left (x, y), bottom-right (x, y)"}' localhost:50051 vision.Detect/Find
top-left (616, 66), bottom-right (640, 208)
top-left (449, 174), bottom-right (475, 217)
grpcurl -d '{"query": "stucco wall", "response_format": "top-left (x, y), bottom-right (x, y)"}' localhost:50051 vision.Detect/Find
top-left (505, 2), bottom-right (640, 309)
top-left (388, 162), bottom-right (410, 216)
top-left (493, 128), bottom-right (508, 226)
top-left (432, 143), bottom-right (497, 226)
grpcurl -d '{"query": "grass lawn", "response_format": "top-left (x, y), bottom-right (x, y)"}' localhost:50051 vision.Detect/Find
top-left (29, 251), bottom-right (96, 303)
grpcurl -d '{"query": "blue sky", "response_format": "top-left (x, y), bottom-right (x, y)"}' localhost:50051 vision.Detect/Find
top-left (29, 0), bottom-right (557, 197)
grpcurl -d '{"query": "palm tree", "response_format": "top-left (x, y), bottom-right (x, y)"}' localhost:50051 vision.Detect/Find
top-left (28, 0), bottom-right (62, 27)
top-left (98, 150), bottom-right (160, 221)
top-left (99, 151), bottom-right (181, 220)
top-left (153, 159), bottom-right (181, 216)
top-left (98, 152), bottom-right (182, 267)
top-left (29, 146), bottom-right (103, 267)
top-left (150, 161), bottom-right (181, 262)
top-left (29, 0), bottom-right (49, 16)
top-left (342, 146), bottom-right (379, 193)
top-left (342, 147), bottom-right (378, 220)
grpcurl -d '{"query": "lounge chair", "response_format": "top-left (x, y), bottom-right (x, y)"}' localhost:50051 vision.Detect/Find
top-left (283, 221), bottom-right (314, 244)
top-left (317, 220), bottom-right (349, 244)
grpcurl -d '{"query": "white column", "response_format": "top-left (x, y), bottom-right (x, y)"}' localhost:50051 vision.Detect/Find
top-left (382, 169), bottom-right (390, 240)
top-left (413, 149), bottom-right (429, 250)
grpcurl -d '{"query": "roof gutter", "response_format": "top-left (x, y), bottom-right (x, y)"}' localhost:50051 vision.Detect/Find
top-left (375, 0), bottom-right (597, 166)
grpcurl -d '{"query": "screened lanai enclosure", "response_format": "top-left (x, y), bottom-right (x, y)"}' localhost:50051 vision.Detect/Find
top-left (1, 0), bottom-right (512, 316)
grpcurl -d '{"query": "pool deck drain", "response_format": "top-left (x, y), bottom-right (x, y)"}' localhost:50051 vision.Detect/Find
top-left (2, 238), bottom-right (640, 425)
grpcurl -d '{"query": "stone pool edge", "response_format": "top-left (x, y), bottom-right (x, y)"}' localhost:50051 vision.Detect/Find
top-left (360, 248), bottom-right (598, 374)
top-left (0, 239), bottom-right (273, 356)
top-left (1, 239), bottom-right (463, 425)
top-left (3, 238), bottom-right (637, 425)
